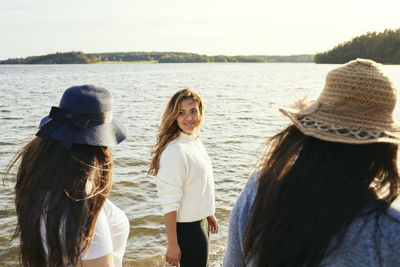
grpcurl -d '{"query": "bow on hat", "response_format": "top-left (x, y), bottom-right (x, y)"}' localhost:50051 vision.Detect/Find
top-left (36, 106), bottom-right (109, 149)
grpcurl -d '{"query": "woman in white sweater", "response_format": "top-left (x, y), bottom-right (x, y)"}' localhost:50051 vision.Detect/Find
top-left (149, 88), bottom-right (219, 267)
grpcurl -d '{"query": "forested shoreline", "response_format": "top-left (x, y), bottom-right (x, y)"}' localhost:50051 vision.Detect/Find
top-left (315, 29), bottom-right (400, 64)
top-left (0, 52), bottom-right (99, 64)
top-left (3, 28), bottom-right (400, 65)
top-left (0, 52), bottom-right (313, 64)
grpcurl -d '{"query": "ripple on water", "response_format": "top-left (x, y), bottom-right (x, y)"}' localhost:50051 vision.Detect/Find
top-left (1, 117), bottom-right (22, 120)
top-left (115, 158), bottom-right (149, 168)
top-left (0, 141), bottom-right (15, 145)
top-left (0, 209), bottom-right (16, 218)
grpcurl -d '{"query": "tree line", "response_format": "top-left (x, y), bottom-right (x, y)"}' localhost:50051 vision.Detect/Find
top-left (1, 51), bottom-right (314, 64)
top-left (0, 52), bottom-right (99, 64)
top-left (91, 52), bottom-right (271, 63)
top-left (257, 55), bottom-right (314, 63)
top-left (314, 28), bottom-right (400, 64)
top-left (6, 28), bottom-right (400, 65)
top-left (0, 51), bottom-right (268, 64)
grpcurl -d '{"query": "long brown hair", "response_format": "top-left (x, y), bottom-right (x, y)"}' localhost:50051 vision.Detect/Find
top-left (4, 137), bottom-right (113, 267)
top-left (244, 125), bottom-right (399, 267)
top-left (148, 88), bottom-right (204, 175)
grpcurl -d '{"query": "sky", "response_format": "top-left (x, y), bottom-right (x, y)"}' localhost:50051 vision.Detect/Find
top-left (1, 0), bottom-right (400, 60)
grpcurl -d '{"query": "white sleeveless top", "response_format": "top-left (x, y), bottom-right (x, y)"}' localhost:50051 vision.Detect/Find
top-left (41, 199), bottom-right (130, 266)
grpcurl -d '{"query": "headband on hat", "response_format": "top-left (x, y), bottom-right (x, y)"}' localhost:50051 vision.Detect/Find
top-left (280, 58), bottom-right (400, 144)
top-left (36, 106), bottom-right (112, 149)
top-left (36, 85), bottom-right (127, 149)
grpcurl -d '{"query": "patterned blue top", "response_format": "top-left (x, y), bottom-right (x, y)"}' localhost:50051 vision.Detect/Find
top-left (223, 170), bottom-right (400, 267)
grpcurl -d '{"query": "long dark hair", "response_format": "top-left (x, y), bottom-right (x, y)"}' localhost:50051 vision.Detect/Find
top-left (244, 125), bottom-right (399, 267)
top-left (4, 137), bottom-right (113, 267)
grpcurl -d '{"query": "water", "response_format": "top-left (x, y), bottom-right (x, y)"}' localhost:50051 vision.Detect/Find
top-left (1, 63), bottom-right (400, 266)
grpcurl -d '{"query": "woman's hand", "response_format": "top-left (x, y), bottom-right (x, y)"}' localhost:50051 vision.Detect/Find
top-left (166, 243), bottom-right (181, 266)
top-left (207, 215), bottom-right (219, 234)
top-left (164, 211), bottom-right (180, 266)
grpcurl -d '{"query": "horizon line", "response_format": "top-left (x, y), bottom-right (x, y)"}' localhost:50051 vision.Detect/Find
top-left (1, 50), bottom-right (315, 61)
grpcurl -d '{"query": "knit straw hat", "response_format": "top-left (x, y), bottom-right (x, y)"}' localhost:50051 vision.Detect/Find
top-left (280, 58), bottom-right (400, 144)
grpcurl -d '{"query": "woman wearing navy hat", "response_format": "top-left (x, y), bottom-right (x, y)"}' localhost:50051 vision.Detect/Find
top-left (5, 85), bottom-right (129, 267)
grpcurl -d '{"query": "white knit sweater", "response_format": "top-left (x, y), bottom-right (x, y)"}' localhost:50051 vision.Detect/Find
top-left (156, 132), bottom-right (215, 222)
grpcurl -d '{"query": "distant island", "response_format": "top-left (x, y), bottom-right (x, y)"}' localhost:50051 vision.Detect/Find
top-left (315, 28), bottom-right (400, 64)
top-left (0, 51), bottom-right (314, 64)
top-left (3, 28), bottom-right (400, 65)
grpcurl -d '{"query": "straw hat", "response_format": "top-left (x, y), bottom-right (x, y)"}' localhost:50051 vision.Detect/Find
top-left (36, 85), bottom-right (127, 149)
top-left (280, 58), bottom-right (400, 144)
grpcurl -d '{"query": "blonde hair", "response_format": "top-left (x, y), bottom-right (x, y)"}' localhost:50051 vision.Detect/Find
top-left (148, 88), bottom-right (204, 175)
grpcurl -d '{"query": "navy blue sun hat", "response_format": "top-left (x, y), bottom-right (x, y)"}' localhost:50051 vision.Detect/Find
top-left (36, 85), bottom-right (127, 149)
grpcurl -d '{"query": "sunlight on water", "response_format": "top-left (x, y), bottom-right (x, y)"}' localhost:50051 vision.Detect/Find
top-left (1, 63), bottom-right (400, 266)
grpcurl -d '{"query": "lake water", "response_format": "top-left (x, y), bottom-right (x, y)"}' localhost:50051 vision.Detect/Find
top-left (1, 63), bottom-right (400, 266)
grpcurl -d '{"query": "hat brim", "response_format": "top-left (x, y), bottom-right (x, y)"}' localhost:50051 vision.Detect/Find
top-left (38, 116), bottom-right (127, 147)
top-left (280, 105), bottom-right (400, 145)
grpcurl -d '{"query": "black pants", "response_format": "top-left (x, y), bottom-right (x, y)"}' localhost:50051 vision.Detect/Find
top-left (177, 218), bottom-right (209, 267)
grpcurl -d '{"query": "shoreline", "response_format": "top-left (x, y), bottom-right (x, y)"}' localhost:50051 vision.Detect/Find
top-left (96, 60), bottom-right (158, 64)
